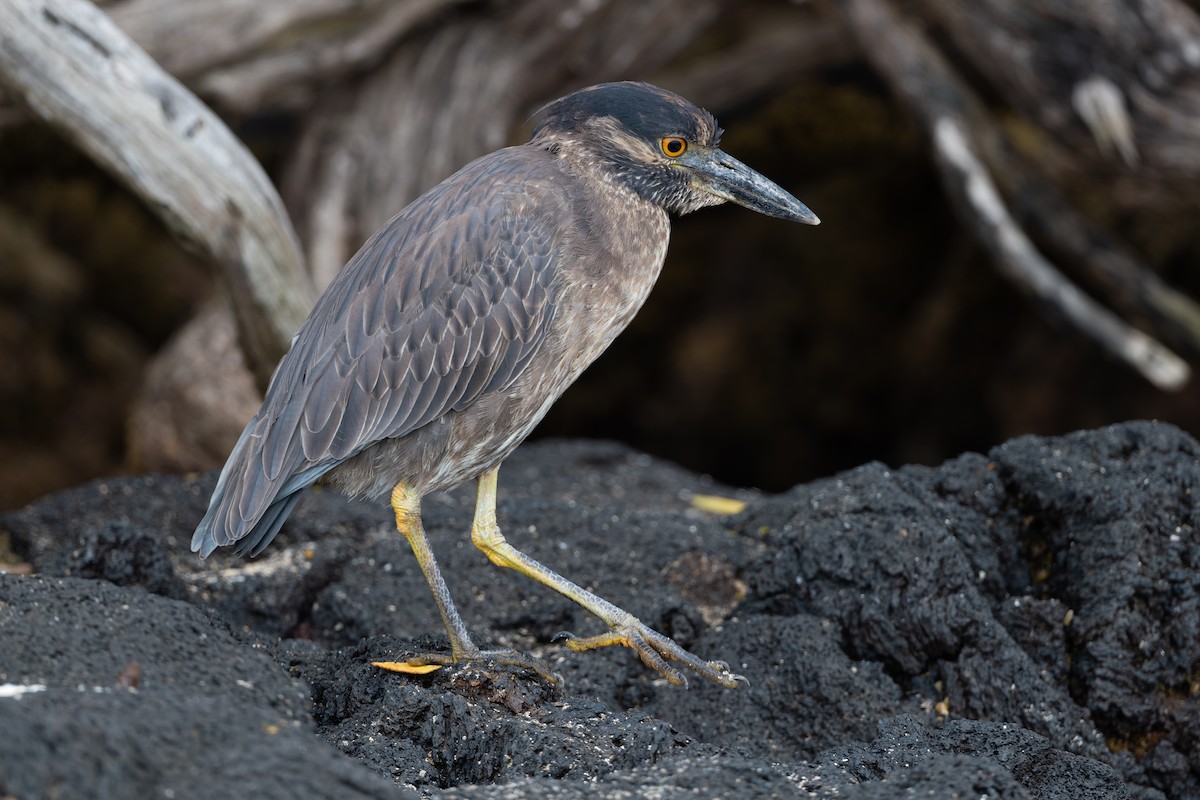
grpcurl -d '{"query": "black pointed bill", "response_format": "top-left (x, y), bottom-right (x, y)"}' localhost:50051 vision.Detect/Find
top-left (686, 148), bottom-right (820, 225)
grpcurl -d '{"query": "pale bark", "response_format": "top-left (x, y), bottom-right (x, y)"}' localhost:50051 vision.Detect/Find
top-left (6, 0), bottom-right (1200, 477)
top-left (840, 0), bottom-right (1200, 388)
top-left (281, 0), bottom-right (733, 285)
top-left (0, 0), bottom-right (313, 388)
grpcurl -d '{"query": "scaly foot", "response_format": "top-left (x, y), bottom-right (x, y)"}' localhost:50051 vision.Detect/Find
top-left (556, 617), bottom-right (746, 688)
top-left (374, 647), bottom-right (563, 688)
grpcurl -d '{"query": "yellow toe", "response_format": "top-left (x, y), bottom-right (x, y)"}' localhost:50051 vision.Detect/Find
top-left (371, 661), bottom-right (443, 675)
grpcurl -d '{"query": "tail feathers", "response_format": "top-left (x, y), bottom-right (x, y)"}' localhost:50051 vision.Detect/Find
top-left (233, 491), bottom-right (305, 558)
top-left (192, 456), bottom-right (336, 559)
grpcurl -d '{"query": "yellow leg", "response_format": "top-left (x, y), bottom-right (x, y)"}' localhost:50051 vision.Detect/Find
top-left (385, 481), bottom-right (561, 685)
top-left (471, 467), bottom-right (745, 689)
top-left (391, 482), bottom-right (479, 661)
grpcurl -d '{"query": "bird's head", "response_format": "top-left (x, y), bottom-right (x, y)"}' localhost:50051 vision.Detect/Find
top-left (532, 81), bottom-right (819, 225)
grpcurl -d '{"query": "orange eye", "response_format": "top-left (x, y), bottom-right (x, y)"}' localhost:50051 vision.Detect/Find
top-left (660, 137), bottom-right (688, 157)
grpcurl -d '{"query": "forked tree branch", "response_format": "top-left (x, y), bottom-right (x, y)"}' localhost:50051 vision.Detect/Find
top-left (0, 0), bottom-right (314, 389)
top-left (840, 0), bottom-right (1190, 390)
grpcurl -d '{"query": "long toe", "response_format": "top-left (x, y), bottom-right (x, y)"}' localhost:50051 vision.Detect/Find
top-left (478, 648), bottom-right (564, 688)
top-left (562, 621), bottom-right (746, 689)
top-left (374, 648), bottom-right (563, 688)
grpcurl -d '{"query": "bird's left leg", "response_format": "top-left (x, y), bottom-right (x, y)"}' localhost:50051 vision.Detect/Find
top-left (377, 481), bottom-right (561, 685)
top-left (471, 467), bottom-right (745, 688)
top-left (391, 482), bottom-right (480, 662)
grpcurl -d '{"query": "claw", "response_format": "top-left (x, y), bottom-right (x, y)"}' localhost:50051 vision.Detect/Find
top-left (374, 648), bottom-right (563, 689)
top-left (472, 648), bottom-right (563, 689)
top-left (559, 620), bottom-right (744, 688)
top-left (372, 660), bottom-right (443, 675)
top-left (464, 469), bottom-right (745, 690)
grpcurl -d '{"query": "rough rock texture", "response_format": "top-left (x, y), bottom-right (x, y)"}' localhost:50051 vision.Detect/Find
top-left (1, 422), bottom-right (1196, 799)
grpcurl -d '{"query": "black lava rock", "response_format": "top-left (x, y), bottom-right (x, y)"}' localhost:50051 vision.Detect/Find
top-left (1, 424), bottom-right (1195, 799)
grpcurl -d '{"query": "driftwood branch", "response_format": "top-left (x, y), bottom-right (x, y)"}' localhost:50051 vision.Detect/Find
top-left (933, 118), bottom-right (1187, 390)
top-left (109, 0), bottom-right (464, 114)
top-left (7, 0), bottom-right (1198, 484)
top-left (282, 0), bottom-right (734, 286)
top-left (913, 0), bottom-right (1200, 361)
top-left (840, 0), bottom-right (1190, 390)
top-left (0, 0), bottom-right (313, 388)
top-left (922, 0), bottom-right (1200, 188)
top-left (655, 12), bottom-right (857, 112)
top-left (999, 152), bottom-right (1200, 363)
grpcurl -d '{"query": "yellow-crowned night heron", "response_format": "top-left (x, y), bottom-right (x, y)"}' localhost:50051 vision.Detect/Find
top-left (193, 82), bottom-right (819, 688)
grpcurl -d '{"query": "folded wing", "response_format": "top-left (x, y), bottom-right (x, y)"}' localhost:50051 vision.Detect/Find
top-left (192, 151), bottom-right (563, 557)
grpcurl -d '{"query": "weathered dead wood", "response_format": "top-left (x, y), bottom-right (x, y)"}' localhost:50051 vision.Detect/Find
top-left (921, 0), bottom-right (1200, 190)
top-left (283, 0), bottom-right (735, 287)
top-left (0, 0), bottom-right (313, 389)
top-left (110, 0), bottom-right (465, 114)
top-left (840, 0), bottom-right (1190, 389)
top-left (13, 0), bottom-right (1197, 483)
top-left (128, 302), bottom-right (262, 473)
top-left (935, 118), bottom-right (1187, 390)
top-left (910, 0), bottom-right (1200, 361)
top-left (124, 0), bottom-right (741, 468)
top-left (0, 0), bottom-right (464, 126)
top-left (655, 11), bottom-right (857, 112)
top-left (1000, 152), bottom-right (1200, 363)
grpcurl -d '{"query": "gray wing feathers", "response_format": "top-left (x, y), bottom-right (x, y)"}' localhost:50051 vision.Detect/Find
top-left (192, 151), bottom-right (563, 556)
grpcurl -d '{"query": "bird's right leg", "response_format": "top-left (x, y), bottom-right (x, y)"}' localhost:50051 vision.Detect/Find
top-left (380, 481), bottom-right (561, 686)
top-left (470, 468), bottom-right (745, 688)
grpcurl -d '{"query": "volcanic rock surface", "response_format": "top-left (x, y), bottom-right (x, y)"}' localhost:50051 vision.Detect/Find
top-left (2, 421), bottom-right (1196, 799)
